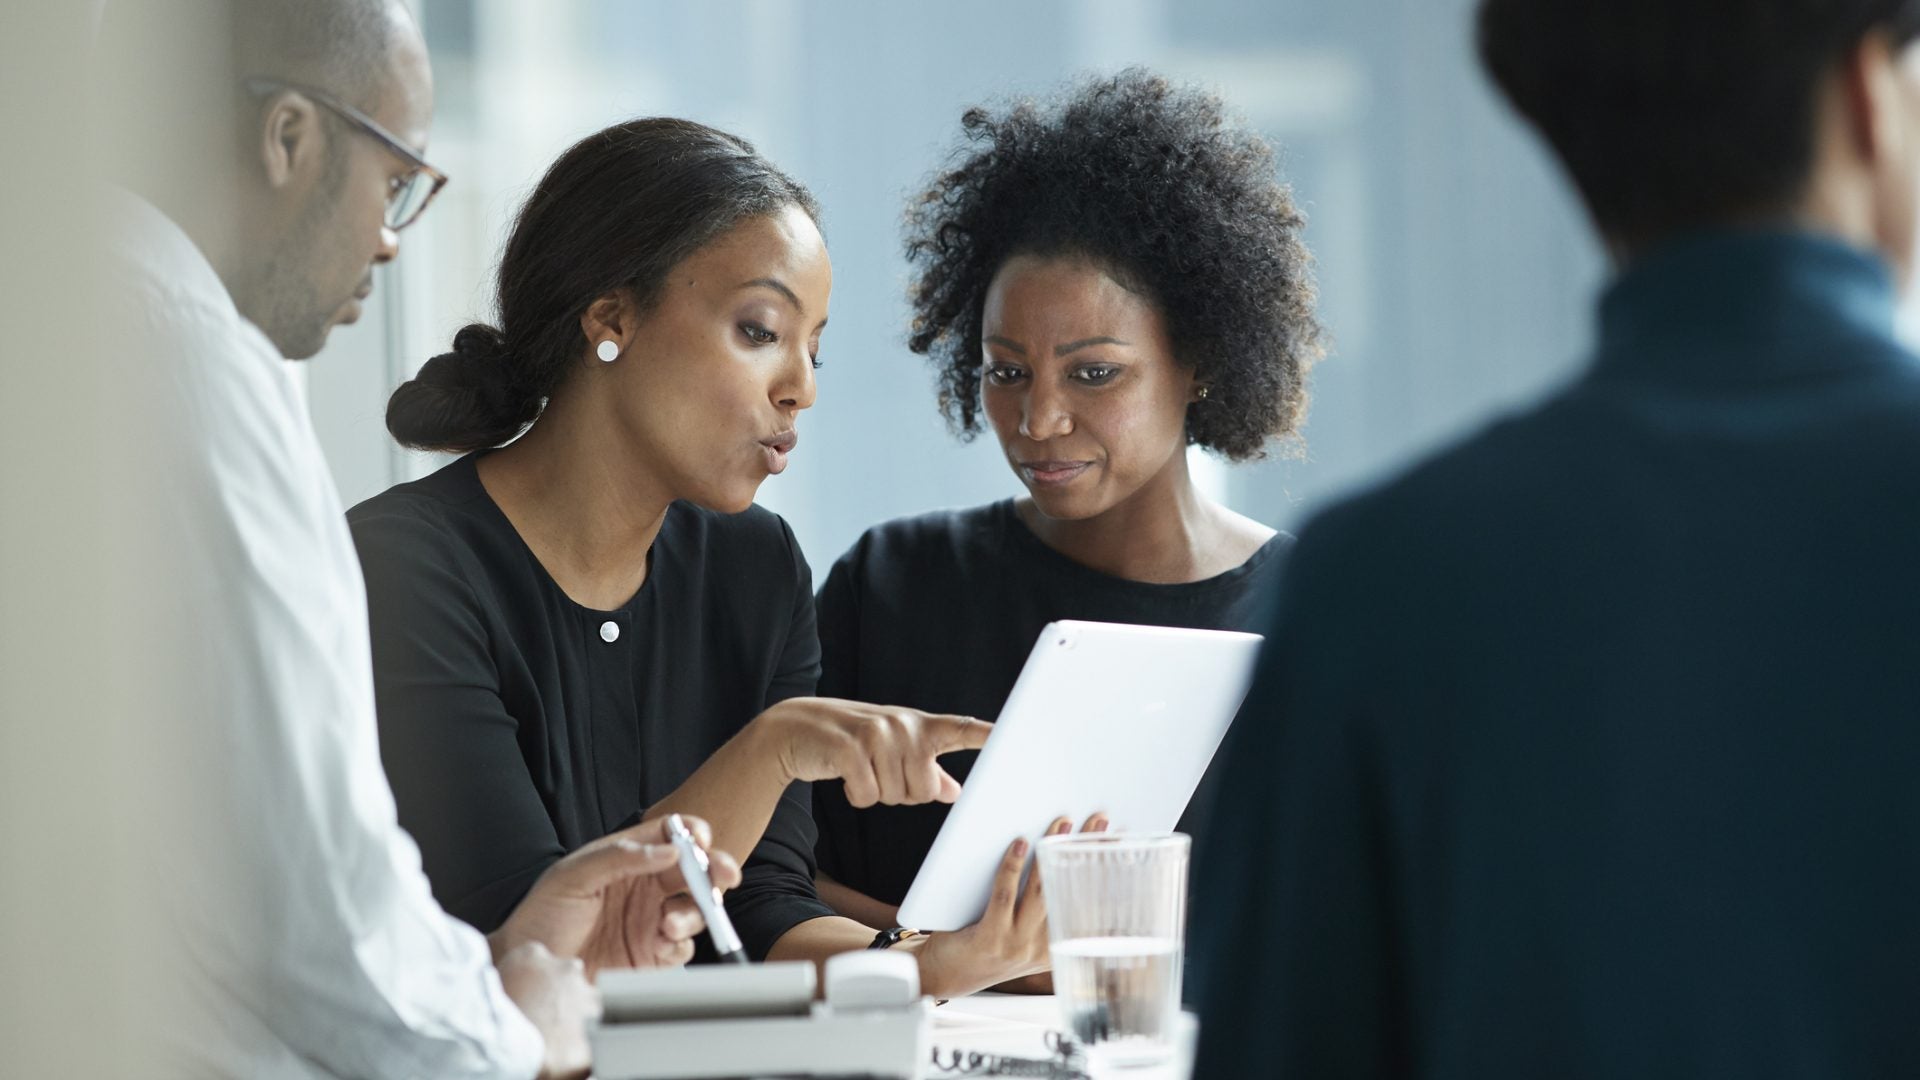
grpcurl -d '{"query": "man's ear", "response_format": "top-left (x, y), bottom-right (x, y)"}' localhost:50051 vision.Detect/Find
top-left (1839, 32), bottom-right (1908, 169)
top-left (257, 91), bottom-right (327, 190)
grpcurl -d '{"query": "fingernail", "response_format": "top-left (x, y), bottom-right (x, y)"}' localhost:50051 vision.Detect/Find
top-left (1013, 838), bottom-right (1029, 857)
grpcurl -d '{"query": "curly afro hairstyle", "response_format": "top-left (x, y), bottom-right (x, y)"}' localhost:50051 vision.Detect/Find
top-left (905, 67), bottom-right (1322, 461)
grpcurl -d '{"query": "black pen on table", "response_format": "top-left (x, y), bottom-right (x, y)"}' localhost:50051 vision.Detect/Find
top-left (664, 813), bottom-right (749, 965)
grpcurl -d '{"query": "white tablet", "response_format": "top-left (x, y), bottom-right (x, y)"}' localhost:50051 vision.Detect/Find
top-left (896, 619), bottom-right (1263, 931)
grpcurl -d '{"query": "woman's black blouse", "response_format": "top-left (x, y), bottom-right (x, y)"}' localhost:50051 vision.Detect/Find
top-left (813, 499), bottom-right (1290, 907)
top-left (347, 454), bottom-right (833, 959)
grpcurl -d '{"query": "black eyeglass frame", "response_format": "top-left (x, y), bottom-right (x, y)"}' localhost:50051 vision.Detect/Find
top-left (242, 76), bottom-right (449, 231)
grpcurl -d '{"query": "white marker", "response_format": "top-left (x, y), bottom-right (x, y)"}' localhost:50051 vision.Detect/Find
top-left (665, 813), bottom-right (747, 964)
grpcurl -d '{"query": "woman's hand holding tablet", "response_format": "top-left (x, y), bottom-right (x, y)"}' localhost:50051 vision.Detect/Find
top-left (907, 812), bottom-right (1109, 999)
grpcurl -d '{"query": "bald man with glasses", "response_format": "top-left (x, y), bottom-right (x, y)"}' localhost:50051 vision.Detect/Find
top-left (93, 2), bottom-right (734, 1078)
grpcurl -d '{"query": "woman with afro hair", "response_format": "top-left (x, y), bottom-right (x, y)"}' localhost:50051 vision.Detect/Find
top-left (811, 68), bottom-right (1324, 986)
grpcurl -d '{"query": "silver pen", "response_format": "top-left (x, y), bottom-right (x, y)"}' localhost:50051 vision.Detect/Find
top-left (665, 813), bottom-right (748, 964)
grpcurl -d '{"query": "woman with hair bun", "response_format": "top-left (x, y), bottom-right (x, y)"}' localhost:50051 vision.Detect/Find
top-left (348, 118), bottom-right (1039, 996)
top-left (812, 69), bottom-right (1324, 961)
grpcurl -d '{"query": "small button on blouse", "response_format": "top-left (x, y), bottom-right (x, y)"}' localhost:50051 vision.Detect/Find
top-left (599, 620), bottom-right (620, 643)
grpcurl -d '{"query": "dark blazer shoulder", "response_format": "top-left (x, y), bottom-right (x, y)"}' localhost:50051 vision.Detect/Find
top-left (1313, 398), bottom-right (1572, 539)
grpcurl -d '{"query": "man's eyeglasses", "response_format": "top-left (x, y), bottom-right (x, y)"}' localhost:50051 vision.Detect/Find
top-left (243, 77), bottom-right (448, 231)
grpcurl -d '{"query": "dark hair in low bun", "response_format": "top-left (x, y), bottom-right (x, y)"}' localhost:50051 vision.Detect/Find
top-left (385, 117), bottom-right (819, 453)
top-left (389, 324), bottom-right (539, 451)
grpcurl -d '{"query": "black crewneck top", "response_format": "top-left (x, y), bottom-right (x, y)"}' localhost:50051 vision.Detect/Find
top-left (812, 498), bottom-right (1289, 906)
top-left (348, 454), bottom-right (832, 958)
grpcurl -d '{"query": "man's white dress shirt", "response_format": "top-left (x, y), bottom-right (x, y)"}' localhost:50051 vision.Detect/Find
top-left (105, 188), bottom-right (545, 1080)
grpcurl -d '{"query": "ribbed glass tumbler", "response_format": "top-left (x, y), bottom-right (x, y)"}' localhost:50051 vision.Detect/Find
top-left (1036, 832), bottom-right (1190, 1069)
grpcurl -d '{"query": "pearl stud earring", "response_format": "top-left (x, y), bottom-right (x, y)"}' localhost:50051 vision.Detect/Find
top-left (596, 340), bottom-right (620, 363)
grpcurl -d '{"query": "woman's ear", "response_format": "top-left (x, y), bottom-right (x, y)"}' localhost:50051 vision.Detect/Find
top-left (579, 292), bottom-right (635, 364)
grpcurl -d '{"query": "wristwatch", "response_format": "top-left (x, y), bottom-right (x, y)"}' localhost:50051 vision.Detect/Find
top-left (868, 926), bottom-right (925, 950)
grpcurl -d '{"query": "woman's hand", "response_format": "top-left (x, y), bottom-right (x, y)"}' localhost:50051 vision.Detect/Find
top-left (754, 697), bottom-right (994, 807)
top-left (910, 812), bottom-right (1108, 999)
top-left (492, 815), bottom-right (743, 976)
top-left (636, 699), bottom-right (988, 897)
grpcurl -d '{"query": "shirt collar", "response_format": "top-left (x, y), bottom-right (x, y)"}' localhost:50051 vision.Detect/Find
top-left (1593, 228), bottom-right (1900, 383)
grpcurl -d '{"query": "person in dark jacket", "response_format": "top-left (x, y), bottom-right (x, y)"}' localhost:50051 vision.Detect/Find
top-left (1190, 2), bottom-right (1920, 1076)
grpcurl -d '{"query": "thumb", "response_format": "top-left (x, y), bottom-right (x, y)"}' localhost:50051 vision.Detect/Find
top-left (926, 714), bottom-right (993, 754)
top-left (550, 836), bottom-right (682, 897)
top-left (934, 766), bottom-right (962, 804)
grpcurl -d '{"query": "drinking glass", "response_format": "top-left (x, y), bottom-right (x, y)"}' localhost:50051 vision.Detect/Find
top-left (1036, 832), bottom-right (1189, 1069)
